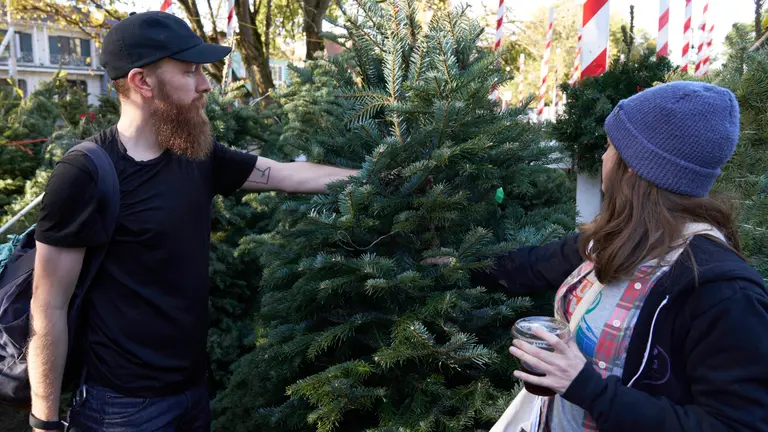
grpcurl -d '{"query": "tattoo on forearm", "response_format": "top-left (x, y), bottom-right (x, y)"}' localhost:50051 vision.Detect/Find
top-left (247, 166), bottom-right (271, 185)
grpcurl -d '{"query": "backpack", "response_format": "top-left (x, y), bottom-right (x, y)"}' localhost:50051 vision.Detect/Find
top-left (0, 141), bottom-right (119, 408)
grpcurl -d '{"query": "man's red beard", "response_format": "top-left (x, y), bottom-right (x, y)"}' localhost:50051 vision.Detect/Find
top-left (149, 81), bottom-right (213, 160)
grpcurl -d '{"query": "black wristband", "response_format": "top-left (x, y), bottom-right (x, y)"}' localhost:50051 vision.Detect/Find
top-left (29, 413), bottom-right (66, 431)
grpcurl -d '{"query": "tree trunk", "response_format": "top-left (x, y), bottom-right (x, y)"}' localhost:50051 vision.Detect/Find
top-left (303, 0), bottom-right (331, 60)
top-left (236, 0), bottom-right (274, 104)
top-left (756, 0), bottom-right (765, 42)
top-left (177, 0), bottom-right (224, 83)
top-left (265, 0), bottom-right (272, 64)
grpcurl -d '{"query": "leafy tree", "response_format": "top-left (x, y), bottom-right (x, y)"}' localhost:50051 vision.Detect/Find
top-left (11, 0), bottom-right (124, 38)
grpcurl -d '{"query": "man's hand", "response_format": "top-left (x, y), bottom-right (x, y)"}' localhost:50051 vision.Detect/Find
top-left (240, 156), bottom-right (359, 194)
top-left (509, 327), bottom-right (588, 395)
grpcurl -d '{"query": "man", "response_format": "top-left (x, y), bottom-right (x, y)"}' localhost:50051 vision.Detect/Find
top-left (27, 11), bottom-right (358, 432)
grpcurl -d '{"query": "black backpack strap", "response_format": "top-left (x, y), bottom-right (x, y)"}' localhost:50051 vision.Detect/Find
top-left (66, 141), bottom-right (120, 261)
top-left (61, 141), bottom-right (120, 391)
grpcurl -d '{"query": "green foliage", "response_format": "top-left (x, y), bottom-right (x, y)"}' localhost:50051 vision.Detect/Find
top-left (549, 46), bottom-right (675, 175)
top-left (212, 2), bottom-right (574, 431)
top-left (207, 191), bottom-right (276, 393)
top-left (712, 46), bottom-right (768, 280)
top-left (717, 23), bottom-right (756, 89)
top-left (0, 73), bottom-right (110, 226)
top-left (204, 88), bottom-right (280, 394)
top-left (256, 59), bottom-right (358, 163)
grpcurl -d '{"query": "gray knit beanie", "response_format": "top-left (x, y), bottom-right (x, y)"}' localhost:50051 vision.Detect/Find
top-left (604, 81), bottom-right (740, 197)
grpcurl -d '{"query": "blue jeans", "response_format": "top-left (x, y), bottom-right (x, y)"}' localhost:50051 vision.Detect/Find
top-left (66, 380), bottom-right (210, 431)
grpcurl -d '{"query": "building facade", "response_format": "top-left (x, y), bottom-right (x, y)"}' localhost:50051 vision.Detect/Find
top-left (0, 20), bottom-right (105, 105)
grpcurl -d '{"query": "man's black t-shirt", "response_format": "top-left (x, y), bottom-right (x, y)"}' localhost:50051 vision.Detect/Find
top-left (34, 126), bottom-right (258, 397)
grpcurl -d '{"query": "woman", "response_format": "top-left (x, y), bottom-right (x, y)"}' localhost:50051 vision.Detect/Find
top-left (471, 81), bottom-right (768, 431)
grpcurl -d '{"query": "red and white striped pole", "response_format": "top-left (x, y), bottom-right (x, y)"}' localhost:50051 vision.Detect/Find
top-left (699, 23), bottom-right (714, 76)
top-left (569, 23), bottom-right (582, 85)
top-left (517, 53), bottom-right (525, 105)
top-left (552, 64), bottom-right (559, 116)
top-left (581, 0), bottom-right (610, 78)
top-left (537, 7), bottom-right (554, 122)
top-left (227, 0), bottom-right (236, 37)
top-left (657, 0), bottom-right (669, 58)
top-left (490, 0), bottom-right (504, 101)
top-left (222, 0), bottom-right (237, 87)
top-left (695, 1), bottom-right (709, 77)
top-left (160, 0), bottom-right (172, 13)
top-left (681, 0), bottom-right (693, 72)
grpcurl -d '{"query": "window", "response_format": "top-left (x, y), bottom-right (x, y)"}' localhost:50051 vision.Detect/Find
top-left (0, 30), bottom-right (9, 63)
top-left (0, 31), bottom-right (32, 64)
top-left (66, 79), bottom-right (87, 94)
top-left (17, 79), bottom-right (27, 96)
top-left (270, 65), bottom-right (284, 85)
top-left (17, 33), bottom-right (32, 64)
top-left (49, 36), bottom-right (92, 67)
top-left (0, 78), bottom-right (28, 97)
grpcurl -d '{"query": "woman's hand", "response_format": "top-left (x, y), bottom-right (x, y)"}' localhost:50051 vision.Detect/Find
top-left (509, 327), bottom-right (588, 395)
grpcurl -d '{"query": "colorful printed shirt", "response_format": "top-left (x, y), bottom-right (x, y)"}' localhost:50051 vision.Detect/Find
top-left (537, 258), bottom-right (676, 432)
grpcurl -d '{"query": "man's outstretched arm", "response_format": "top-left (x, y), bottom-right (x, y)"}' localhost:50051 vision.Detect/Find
top-left (240, 155), bottom-right (359, 194)
top-left (28, 243), bottom-right (85, 431)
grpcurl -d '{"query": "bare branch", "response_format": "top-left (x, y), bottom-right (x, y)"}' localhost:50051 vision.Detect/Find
top-left (206, 0), bottom-right (220, 43)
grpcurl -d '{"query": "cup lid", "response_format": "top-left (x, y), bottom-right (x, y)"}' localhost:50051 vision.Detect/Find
top-left (512, 316), bottom-right (570, 339)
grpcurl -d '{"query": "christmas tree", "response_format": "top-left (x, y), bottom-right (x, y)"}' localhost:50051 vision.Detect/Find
top-left (714, 44), bottom-right (768, 279)
top-left (0, 75), bottom-right (115, 235)
top-left (203, 86), bottom-right (281, 394)
top-left (549, 9), bottom-right (675, 175)
top-left (0, 73), bottom-right (73, 214)
top-left (212, 1), bottom-right (574, 431)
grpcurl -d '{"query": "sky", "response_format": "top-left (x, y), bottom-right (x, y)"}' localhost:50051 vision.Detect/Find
top-left (470, 0), bottom-right (757, 68)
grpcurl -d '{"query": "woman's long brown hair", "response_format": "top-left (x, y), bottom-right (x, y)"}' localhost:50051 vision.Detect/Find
top-left (578, 155), bottom-right (741, 284)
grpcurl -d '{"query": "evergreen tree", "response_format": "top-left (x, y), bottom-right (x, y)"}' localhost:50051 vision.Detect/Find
top-left (0, 77), bottom-right (116, 235)
top-left (204, 87), bottom-right (281, 394)
top-left (212, 2), bottom-right (574, 431)
top-left (549, 9), bottom-right (675, 175)
top-left (0, 74), bottom-right (75, 213)
top-left (717, 22), bottom-right (756, 89)
top-left (0, 73), bottom-right (110, 234)
top-left (715, 46), bottom-right (768, 279)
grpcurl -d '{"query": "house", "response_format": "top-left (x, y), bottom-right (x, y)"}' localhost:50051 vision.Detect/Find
top-left (0, 18), bottom-right (106, 105)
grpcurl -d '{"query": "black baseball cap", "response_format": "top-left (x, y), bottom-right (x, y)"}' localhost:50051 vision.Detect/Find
top-left (101, 11), bottom-right (232, 80)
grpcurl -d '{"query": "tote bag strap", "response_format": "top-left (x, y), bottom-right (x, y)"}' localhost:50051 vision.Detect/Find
top-left (520, 271), bottom-right (604, 432)
top-left (567, 270), bottom-right (603, 332)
